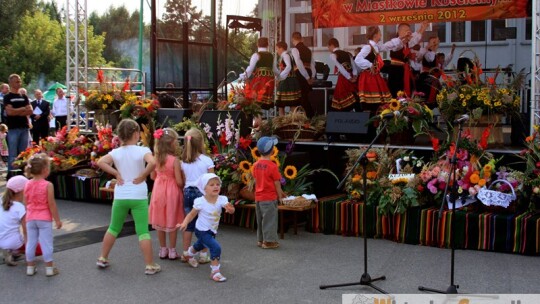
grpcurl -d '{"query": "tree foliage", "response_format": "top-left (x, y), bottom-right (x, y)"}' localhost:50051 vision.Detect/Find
top-left (89, 5), bottom-right (140, 67)
top-left (0, 0), bottom-right (37, 45)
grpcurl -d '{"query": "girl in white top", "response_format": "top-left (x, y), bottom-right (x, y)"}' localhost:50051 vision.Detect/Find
top-left (180, 127), bottom-right (214, 266)
top-left (96, 119), bottom-right (160, 275)
top-left (0, 175), bottom-right (29, 266)
top-left (179, 173), bottom-right (235, 282)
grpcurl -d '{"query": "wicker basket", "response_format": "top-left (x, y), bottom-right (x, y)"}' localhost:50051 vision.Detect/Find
top-left (280, 196), bottom-right (313, 208)
top-left (275, 126), bottom-right (317, 141)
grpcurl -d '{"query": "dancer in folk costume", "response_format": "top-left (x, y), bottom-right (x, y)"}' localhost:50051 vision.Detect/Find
top-left (417, 37), bottom-right (456, 106)
top-left (354, 26), bottom-right (402, 111)
top-left (386, 22), bottom-right (428, 98)
top-left (239, 37), bottom-right (275, 110)
top-left (291, 32), bottom-right (316, 118)
top-left (327, 38), bottom-right (359, 111)
top-left (273, 41), bottom-right (302, 116)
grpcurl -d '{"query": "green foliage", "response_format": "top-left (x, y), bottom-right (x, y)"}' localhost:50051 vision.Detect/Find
top-left (0, 0), bottom-right (37, 45)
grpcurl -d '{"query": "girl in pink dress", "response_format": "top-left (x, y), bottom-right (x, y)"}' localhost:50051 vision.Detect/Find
top-left (149, 128), bottom-right (184, 260)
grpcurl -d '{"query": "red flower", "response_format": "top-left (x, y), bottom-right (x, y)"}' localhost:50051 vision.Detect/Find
top-left (430, 136), bottom-right (440, 152)
top-left (417, 185), bottom-right (424, 192)
top-left (238, 136), bottom-right (252, 150)
top-left (212, 146), bottom-right (219, 154)
top-left (219, 132), bottom-right (228, 147)
top-left (479, 125), bottom-right (491, 150)
top-left (97, 69), bottom-right (104, 83)
top-left (122, 77), bottom-right (130, 92)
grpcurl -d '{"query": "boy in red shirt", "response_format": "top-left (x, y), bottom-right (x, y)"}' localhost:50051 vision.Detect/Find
top-left (252, 136), bottom-right (285, 249)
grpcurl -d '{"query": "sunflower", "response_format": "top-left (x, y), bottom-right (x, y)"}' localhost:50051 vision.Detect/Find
top-left (270, 156), bottom-right (280, 168)
top-left (389, 99), bottom-right (401, 111)
top-left (271, 146), bottom-right (279, 157)
top-left (284, 165), bottom-right (298, 180)
top-left (251, 147), bottom-right (261, 160)
top-left (239, 160), bottom-right (252, 173)
top-left (241, 172), bottom-right (250, 184)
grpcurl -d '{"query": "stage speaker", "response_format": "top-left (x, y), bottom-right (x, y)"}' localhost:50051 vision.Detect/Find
top-left (157, 108), bottom-right (192, 127)
top-left (309, 89), bottom-right (333, 116)
top-left (199, 110), bottom-right (251, 137)
top-left (325, 111), bottom-right (371, 142)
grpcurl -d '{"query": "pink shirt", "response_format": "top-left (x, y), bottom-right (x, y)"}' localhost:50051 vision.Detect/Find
top-left (24, 179), bottom-right (52, 221)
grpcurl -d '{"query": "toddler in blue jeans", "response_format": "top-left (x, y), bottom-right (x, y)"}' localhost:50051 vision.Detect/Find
top-left (178, 173), bottom-right (234, 282)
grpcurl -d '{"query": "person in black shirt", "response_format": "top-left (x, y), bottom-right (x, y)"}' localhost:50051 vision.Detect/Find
top-left (3, 74), bottom-right (33, 176)
top-left (291, 32), bottom-right (316, 118)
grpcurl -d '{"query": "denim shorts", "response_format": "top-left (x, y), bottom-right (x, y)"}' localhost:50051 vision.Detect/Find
top-left (183, 186), bottom-right (202, 232)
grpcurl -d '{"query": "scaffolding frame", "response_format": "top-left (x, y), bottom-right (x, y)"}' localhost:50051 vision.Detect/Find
top-left (532, 1), bottom-right (540, 132)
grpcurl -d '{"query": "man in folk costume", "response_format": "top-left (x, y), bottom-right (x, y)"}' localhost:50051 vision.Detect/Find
top-left (417, 37), bottom-right (456, 106)
top-left (239, 37), bottom-right (275, 110)
top-left (327, 38), bottom-right (359, 111)
top-left (291, 32), bottom-right (316, 118)
top-left (354, 26), bottom-right (403, 112)
top-left (386, 22), bottom-right (429, 98)
top-left (273, 41), bottom-right (302, 116)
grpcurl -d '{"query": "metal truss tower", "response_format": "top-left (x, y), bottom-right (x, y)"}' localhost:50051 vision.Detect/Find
top-left (532, 1), bottom-right (540, 132)
top-left (65, 0), bottom-right (88, 129)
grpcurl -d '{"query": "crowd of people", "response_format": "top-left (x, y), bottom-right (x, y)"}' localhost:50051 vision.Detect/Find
top-left (0, 74), bottom-right (71, 178)
top-left (0, 117), bottom-right (286, 282)
top-left (240, 22), bottom-right (456, 117)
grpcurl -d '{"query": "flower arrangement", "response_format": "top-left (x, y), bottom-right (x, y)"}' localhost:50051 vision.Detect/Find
top-left (370, 91), bottom-right (434, 136)
top-left (217, 83), bottom-right (263, 117)
top-left (120, 95), bottom-right (160, 121)
top-left (13, 126), bottom-right (94, 172)
top-left (90, 124), bottom-right (120, 168)
top-left (436, 62), bottom-right (523, 123)
top-left (81, 70), bottom-right (139, 111)
top-left (200, 112), bottom-right (252, 155)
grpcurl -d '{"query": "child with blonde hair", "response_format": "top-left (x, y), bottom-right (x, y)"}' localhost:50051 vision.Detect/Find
top-left (96, 119), bottom-right (160, 275)
top-left (24, 153), bottom-right (62, 276)
top-left (178, 173), bottom-right (235, 282)
top-left (180, 127), bottom-right (214, 267)
top-left (149, 128), bottom-right (184, 260)
top-left (0, 175), bottom-right (29, 266)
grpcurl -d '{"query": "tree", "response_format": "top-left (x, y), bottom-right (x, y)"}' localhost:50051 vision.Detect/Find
top-left (38, 0), bottom-right (61, 22)
top-left (0, 10), bottom-right (106, 87)
top-left (0, 0), bottom-right (37, 45)
top-left (89, 5), bottom-right (141, 67)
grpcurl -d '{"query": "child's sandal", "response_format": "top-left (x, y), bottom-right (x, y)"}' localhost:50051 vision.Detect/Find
top-left (211, 270), bottom-right (227, 282)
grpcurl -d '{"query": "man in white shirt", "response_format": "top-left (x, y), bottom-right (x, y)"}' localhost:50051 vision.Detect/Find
top-left (52, 87), bottom-right (69, 129)
top-left (291, 32), bottom-right (316, 118)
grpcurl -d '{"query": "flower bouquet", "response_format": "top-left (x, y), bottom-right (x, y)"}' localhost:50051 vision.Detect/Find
top-left (90, 124), bottom-right (120, 168)
top-left (217, 83), bottom-right (263, 118)
top-left (80, 70), bottom-right (138, 111)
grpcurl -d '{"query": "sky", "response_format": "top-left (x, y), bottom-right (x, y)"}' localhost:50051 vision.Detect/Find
top-left (56, 0), bottom-right (257, 24)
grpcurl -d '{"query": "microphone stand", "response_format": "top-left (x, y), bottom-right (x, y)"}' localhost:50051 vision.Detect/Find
top-left (418, 120), bottom-right (465, 294)
top-left (320, 119), bottom-right (389, 294)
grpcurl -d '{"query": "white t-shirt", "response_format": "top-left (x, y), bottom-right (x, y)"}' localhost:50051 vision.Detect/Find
top-left (194, 195), bottom-right (228, 234)
top-left (52, 97), bottom-right (70, 116)
top-left (0, 201), bottom-right (26, 250)
top-left (181, 155), bottom-right (215, 188)
top-left (109, 145), bottom-right (152, 200)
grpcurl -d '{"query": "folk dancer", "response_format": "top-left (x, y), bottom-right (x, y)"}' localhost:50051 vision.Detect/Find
top-left (327, 38), bottom-right (359, 111)
top-left (354, 26), bottom-right (402, 112)
top-left (386, 22), bottom-right (429, 97)
top-left (239, 37), bottom-right (275, 110)
top-left (273, 42), bottom-right (302, 116)
top-left (291, 32), bottom-right (316, 118)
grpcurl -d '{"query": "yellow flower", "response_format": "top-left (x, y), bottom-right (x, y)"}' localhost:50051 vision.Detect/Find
top-left (462, 102), bottom-right (467, 107)
top-left (284, 165), bottom-right (298, 180)
top-left (239, 160), bottom-right (252, 172)
top-left (241, 172), bottom-right (250, 184)
top-left (250, 147), bottom-right (261, 160)
top-left (389, 99), bottom-right (400, 111)
top-left (102, 104), bottom-right (108, 109)
top-left (483, 164), bottom-right (492, 172)
top-left (270, 156), bottom-right (280, 168)
top-left (271, 146), bottom-right (279, 158)
top-left (396, 91), bottom-right (405, 98)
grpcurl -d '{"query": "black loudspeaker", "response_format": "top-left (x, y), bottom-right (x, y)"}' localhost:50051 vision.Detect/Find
top-left (157, 108), bottom-right (192, 127)
top-left (198, 110), bottom-right (251, 137)
top-left (309, 88), bottom-right (333, 116)
top-left (325, 111), bottom-right (371, 142)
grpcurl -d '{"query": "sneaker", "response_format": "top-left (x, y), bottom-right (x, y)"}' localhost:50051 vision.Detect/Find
top-left (168, 248), bottom-right (179, 260)
top-left (257, 241), bottom-right (263, 247)
top-left (180, 250), bottom-right (199, 268)
top-left (26, 265), bottom-right (37, 276)
top-left (262, 242), bottom-right (280, 249)
top-left (159, 247), bottom-right (169, 259)
top-left (198, 252), bottom-right (211, 264)
top-left (96, 257), bottom-right (110, 269)
top-left (46, 266), bottom-right (59, 277)
top-left (211, 270), bottom-right (227, 282)
top-left (145, 263), bottom-right (161, 275)
top-left (180, 252), bottom-right (188, 263)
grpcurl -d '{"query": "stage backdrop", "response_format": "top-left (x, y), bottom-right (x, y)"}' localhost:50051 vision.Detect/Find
top-left (312, 0), bottom-right (531, 28)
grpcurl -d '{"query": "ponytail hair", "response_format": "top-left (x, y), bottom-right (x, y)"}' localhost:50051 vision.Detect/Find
top-left (154, 128), bottom-right (179, 168)
top-left (2, 188), bottom-right (15, 211)
top-left (182, 128), bottom-right (205, 163)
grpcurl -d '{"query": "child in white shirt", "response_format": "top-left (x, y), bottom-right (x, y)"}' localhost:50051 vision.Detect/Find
top-left (0, 176), bottom-right (29, 266)
top-left (179, 173), bottom-right (235, 282)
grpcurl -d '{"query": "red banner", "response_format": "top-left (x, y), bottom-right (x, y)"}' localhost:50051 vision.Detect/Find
top-left (312, 0), bottom-right (531, 28)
